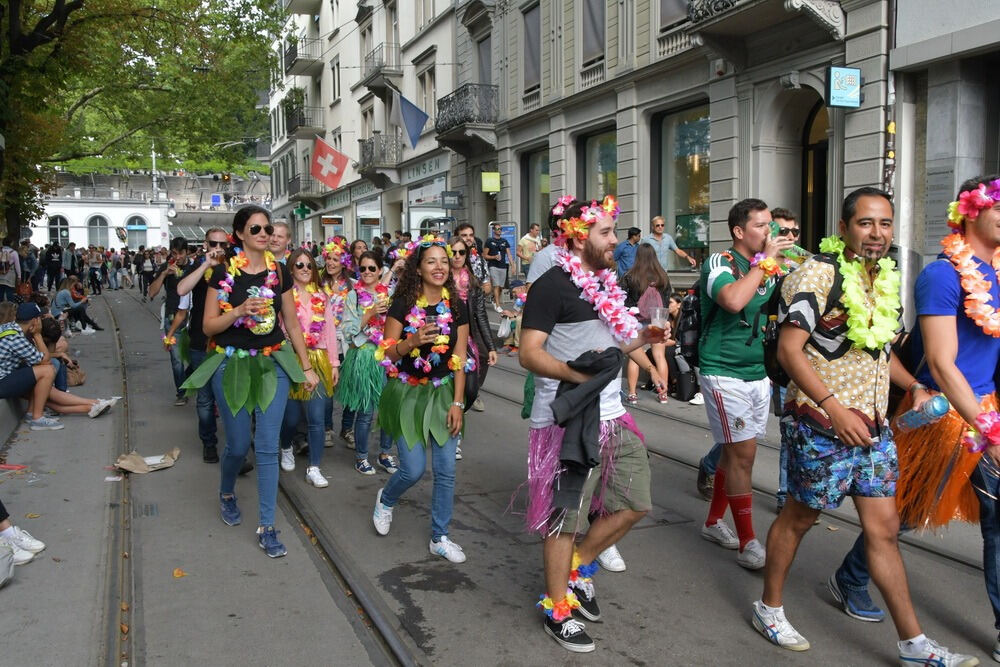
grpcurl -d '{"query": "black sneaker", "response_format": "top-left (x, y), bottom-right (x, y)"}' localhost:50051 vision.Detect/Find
top-left (568, 578), bottom-right (601, 621)
top-left (543, 616), bottom-right (595, 653)
top-left (239, 459), bottom-right (254, 476)
top-left (203, 445), bottom-right (219, 463)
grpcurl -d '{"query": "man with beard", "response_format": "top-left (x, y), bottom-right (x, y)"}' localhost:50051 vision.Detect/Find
top-left (519, 195), bottom-right (666, 653)
top-left (698, 199), bottom-right (792, 570)
top-left (752, 188), bottom-right (978, 666)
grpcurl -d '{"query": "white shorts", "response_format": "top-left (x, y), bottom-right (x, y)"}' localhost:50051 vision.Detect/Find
top-left (698, 373), bottom-right (771, 444)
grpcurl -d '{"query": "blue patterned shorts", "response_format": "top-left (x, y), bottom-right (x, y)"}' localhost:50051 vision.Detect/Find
top-left (782, 420), bottom-right (897, 510)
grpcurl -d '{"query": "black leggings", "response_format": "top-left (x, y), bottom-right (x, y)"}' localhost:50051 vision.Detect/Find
top-left (69, 304), bottom-right (100, 330)
top-left (141, 271), bottom-right (154, 297)
top-left (0, 497), bottom-right (8, 524)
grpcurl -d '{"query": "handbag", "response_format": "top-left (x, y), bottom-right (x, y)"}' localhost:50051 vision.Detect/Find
top-left (16, 281), bottom-right (32, 299)
top-left (67, 360), bottom-right (86, 386)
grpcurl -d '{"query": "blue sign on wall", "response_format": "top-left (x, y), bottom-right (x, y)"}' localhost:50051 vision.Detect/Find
top-left (210, 193), bottom-right (223, 207)
top-left (827, 66), bottom-right (862, 108)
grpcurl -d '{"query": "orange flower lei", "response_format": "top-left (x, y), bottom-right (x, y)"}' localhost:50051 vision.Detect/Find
top-left (941, 232), bottom-right (1000, 337)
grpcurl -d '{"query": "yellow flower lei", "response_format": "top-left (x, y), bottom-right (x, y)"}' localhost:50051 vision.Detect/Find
top-left (819, 236), bottom-right (901, 350)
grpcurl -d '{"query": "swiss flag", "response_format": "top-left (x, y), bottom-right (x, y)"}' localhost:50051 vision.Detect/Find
top-left (310, 137), bottom-right (349, 191)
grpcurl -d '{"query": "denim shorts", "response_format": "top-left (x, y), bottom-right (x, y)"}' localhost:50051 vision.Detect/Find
top-left (783, 420), bottom-right (897, 511)
top-left (0, 366), bottom-right (37, 399)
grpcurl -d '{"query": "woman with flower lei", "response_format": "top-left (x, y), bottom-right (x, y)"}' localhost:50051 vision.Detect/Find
top-left (180, 205), bottom-right (317, 559)
top-left (449, 235), bottom-right (494, 422)
top-left (277, 249), bottom-right (340, 489)
top-left (320, 236), bottom-right (356, 446)
top-left (337, 250), bottom-right (399, 476)
top-left (371, 237), bottom-right (471, 563)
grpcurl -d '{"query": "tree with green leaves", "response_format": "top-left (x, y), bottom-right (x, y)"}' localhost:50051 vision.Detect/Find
top-left (1, 0), bottom-right (282, 236)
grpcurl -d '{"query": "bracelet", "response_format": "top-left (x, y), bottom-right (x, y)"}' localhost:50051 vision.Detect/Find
top-left (817, 393), bottom-right (834, 407)
top-left (452, 401), bottom-right (465, 409)
top-left (395, 341), bottom-right (406, 356)
top-left (302, 367), bottom-right (313, 372)
top-left (908, 382), bottom-right (928, 394)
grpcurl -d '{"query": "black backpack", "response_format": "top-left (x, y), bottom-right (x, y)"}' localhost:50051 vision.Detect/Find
top-left (760, 252), bottom-right (842, 387)
top-left (676, 283), bottom-right (702, 367)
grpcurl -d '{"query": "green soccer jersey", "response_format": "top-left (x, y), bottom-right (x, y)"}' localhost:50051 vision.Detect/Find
top-left (698, 249), bottom-right (773, 381)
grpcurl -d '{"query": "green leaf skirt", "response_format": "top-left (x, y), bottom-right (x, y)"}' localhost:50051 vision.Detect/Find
top-left (377, 377), bottom-right (456, 450)
top-left (181, 344), bottom-right (306, 417)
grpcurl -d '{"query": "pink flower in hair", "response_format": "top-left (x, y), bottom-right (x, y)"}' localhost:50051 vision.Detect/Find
top-left (958, 184), bottom-right (994, 220)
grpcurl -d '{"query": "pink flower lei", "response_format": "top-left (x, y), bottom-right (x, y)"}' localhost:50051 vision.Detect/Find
top-left (355, 282), bottom-right (390, 346)
top-left (554, 247), bottom-right (639, 343)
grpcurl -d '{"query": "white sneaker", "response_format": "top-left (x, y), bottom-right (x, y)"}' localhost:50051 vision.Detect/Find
top-left (10, 526), bottom-right (44, 553)
top-left (596, 544), bottom-right (626, 572)
top-left (701, 520), bottom-right (739, 549)
top-left (751, 600), bottom-right (810, 651)
top-left (689, 392), bottom-right (705, 406)
top-left (373, 488), bottom-right (393, 536)
top-left (88, 399), bottom-right (112, 418)
top-left (0, 534), bottom-right (35, 565)
top-left (279, 447), bottom-right (295, 472)
top-left (737, 538), bottom-right (767, 570)
top-left (305, 466), bottom-right (329, 488)
top-left (455, 446), bottom-right (463, 460)
top-left (324, 430), bottom-right (336, 448)
top-left (899, 637), bottom-right (979, 666)
top-left (0, 543), bottom-right (12, 588)
top-left (429, 535), bottom-right (466, 563)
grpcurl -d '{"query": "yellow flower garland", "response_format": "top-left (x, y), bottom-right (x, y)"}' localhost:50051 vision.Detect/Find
top-left (819, 236), bottom-right (901, 350)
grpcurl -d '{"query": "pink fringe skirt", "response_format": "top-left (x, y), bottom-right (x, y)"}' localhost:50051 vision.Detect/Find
top-left (524, 413), bottom-right (644, 536)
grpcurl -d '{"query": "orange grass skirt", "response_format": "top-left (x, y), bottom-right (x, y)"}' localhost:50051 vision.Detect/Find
top-left (894, 392), bottom-right (996, 530)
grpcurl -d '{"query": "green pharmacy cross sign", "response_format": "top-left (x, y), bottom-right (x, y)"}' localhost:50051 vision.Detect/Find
top-left (294, 203), bottom-right (311, 220)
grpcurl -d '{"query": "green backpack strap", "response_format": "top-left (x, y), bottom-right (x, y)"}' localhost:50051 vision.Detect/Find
top-left (0, 329), bottom-right (21, 340)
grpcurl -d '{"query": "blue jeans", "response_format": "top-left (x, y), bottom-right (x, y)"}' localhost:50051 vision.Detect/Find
top-left (340, 403), bottom-right (356, 433)
top-left (188, 348), bottom-right (217, 446)
top-left (212, 361), bottom-right (290, 527)
top-left (380, 434), bottom-right (459, 541)
top-left (700, 442), bottom-right (722, 474)
top-left (973, 458), bottom-right (1000, 629)
top-left (281, 390), bottom-right (327, 467)
top-left (108, 270), bottom-right (119, 289)
top-left (0, 285), bottom-right (14, 302)
top-left (352, 409), bottom-right (394, 460)
top-left (162, 319), bottom-right (186, 398)
top-left (51, 358), bottom-right (67, 392)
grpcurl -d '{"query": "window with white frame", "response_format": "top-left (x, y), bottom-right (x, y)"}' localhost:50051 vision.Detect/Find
top-left (660, 0), bottom-right (688, 32)
top-left (387, 1), bottom-right (399, 44)
top-left (330, 57), bottom-right (341, 101)
top-left (88, 215), bottom-right (109, 248)
top-left (477, 35), bottom-right (492, 85)
top-left (418, 65), bottom-right (436, 119)
top-left (362, 104), bottom-right (375, 140)
top-left (360, 22), bottom-right (373, 61)
top-left (418, 0), bottom-right (434, 28)
top-left (331, 128), bottom-right (343, 154)
top-left (522, 4), bottom-right (540, 92)
top-left (582, 0), bottom-right (605, 66)
top-left (330, 0), bottom-right (339, 26)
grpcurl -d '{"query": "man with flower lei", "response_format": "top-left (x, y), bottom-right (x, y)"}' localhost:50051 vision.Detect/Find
top-left (825, 176), bottom-right (1000, 660)
top-left (148, 236), bottom-right (194, 407)
top-left (753, 188), bottom-right (978, 666)
top-left (518, 194), bottom-right (667, 653)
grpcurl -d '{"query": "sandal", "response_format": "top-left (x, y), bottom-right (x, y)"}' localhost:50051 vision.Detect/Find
top-left (625, 393), bottom-right (639, 405)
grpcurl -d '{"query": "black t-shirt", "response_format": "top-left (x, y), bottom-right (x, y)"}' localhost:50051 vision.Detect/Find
top-left (208, 262), bottom-right (293, 350)
top-left (184, 260), bottom-right (210, 351)
top-left (45, 248), bottom-right (62, 268)
top-left (387, 292), bottom-right (469, 381)
top-left (484, 237), bottom-right (510, 269)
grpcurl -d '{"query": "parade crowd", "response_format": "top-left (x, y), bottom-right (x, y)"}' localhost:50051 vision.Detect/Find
top-left (2, 176), bottom-right (1000, 666)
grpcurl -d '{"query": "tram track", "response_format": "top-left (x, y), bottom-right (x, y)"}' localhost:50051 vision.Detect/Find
top-left (112, 287), bottom-right (425, 667)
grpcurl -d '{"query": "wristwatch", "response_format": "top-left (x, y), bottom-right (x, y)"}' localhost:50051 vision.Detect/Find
top-left (908, 382), bottom-right (928, 394)
top-left (452, 401), bottom-right (465, 410)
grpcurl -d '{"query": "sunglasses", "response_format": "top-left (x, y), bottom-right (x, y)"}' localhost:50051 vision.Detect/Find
top-left (654, 224), bottom-right (665, 228)
top-left (248, 224), bottom-right (274, 236)
top-left (207, 240), bottom-right (229, 249)
top-left (359, 265), bottom-right (379, 273)
top-left (777, 227), bottom-right (800, 237)
top-left (452, 249), bottom-right (467, 256)
top-left (293, 261), bottom-right (312, 270)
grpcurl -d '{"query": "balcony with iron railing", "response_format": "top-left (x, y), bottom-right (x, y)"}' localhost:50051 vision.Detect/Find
top-left (284, 38), bottom-right (323, 77)
top-left (360, 43), bottom-right (402, 100)
top-left (686, 0), bottom-right (845, 42)
top-left (255, 140), bottom-right (271, 161)
top-left (283, 0), bottom-right (321, 16)
top-left (357, 133), bottom-right (402, 189)
top-left (434, 83), bottom-right (499, 157)
top-left (285, 106), bottom-right (323, 137)
top-left (287, 174), bottom-right (324, 200)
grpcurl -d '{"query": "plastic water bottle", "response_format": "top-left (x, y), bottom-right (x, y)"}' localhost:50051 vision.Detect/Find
top-left (894, 395), bottom-right (950, 432)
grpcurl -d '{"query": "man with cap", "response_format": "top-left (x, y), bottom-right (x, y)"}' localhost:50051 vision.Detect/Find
top-left (613, 227), bottom-right (642, 276)
top-left (0, 303), bottom-right (113, 430)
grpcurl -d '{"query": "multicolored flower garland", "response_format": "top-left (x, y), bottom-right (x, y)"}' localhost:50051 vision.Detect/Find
top-left (216, 248), bottom-right (279, 329)
top-left (947, 179), bottom-right (1000, 230)
top-left (818, 236), bottom-right (901, 350)
top-left (293, 283), bottom-right (327, 348)
top-left (750, 252), bottom-right (786, 284)
top-left (404, 289), bottom-right (454, 372)
top-left (537, 590), bottom-right (581, 622)
top-left (554, 247), bottom-right (640, 343)
top-left (940, 228), bottom-right (1000, 338)
top-left (964, 410), bottom-right (1000, 453)
top-left (162, 334), bottom-right (177, 348)
top-left (551, 194), bottom-right (620, 247)
top-left (356, 282), bottom-right (390, 346)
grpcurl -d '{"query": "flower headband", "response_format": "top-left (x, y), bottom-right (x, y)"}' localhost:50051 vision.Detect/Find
top-left (322, 237), bottom-right (348, 259)
top-left (417, 234), bottom-right (453, 258)
top-left (947, 179), bottom-right (1000, 230)
top-left (552, 194), bottom-right (620, 246)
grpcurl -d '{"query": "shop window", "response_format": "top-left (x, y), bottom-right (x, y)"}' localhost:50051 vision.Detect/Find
top-left (49, 215), bottom-right (69, 245)
top-left (88, 215), bottom-right (109, 248)
top-left (653, 104), bottom-right (710, 268)
top-left (521, 148), bottom-right (550, 232)
top-left (579, 129), bottom-right (617, 199)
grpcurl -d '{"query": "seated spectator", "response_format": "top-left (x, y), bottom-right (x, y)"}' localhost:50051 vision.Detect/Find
top-left (52, 277), bottom-right (103, 332)
top-left (40, 317), bottom-right (72, 392)
top-left (0, 302), bottom-right (14, 325)
top-left (0, 496), bottom-right (45, 575)
top-left (622, 244), bottom-right (672, 405)
top-left (0, 303), bottom-right (113, 430)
